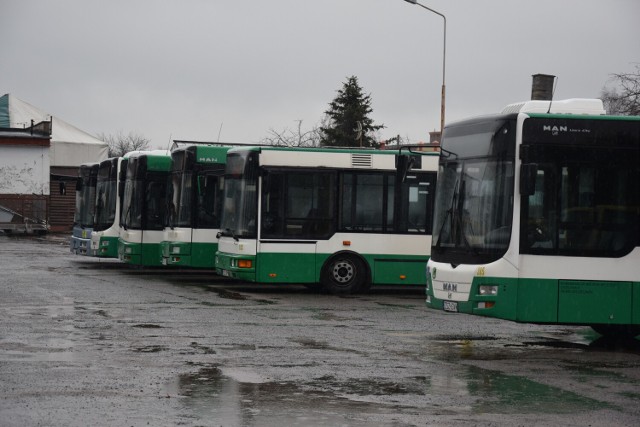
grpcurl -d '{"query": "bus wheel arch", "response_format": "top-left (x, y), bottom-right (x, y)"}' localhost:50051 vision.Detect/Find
top-left (320, 251), bottom-right (370, 295)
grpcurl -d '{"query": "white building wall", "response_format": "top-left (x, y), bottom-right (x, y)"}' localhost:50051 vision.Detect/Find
top-left (0, 145), bottom-right (50, 195)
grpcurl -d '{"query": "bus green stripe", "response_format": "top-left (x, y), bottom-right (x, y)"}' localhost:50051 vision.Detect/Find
top-left (217, 251), bottom-right (428, 286)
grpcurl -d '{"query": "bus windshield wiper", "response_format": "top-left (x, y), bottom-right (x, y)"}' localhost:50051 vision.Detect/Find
top-left (455, 180), bottom-right (478, 255)
top-left (434, 179), bottom-right (459, 249)
top-left (217, 228), bottom-right (239, 241)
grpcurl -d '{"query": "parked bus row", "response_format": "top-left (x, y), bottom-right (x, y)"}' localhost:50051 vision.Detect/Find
top-left (70, 97), bottom-right (640, 336)
top-left (70, 143), bottom-right (439, 294)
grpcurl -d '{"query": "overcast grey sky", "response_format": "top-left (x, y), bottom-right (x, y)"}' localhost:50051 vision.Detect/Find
top-left (2, 0), bottom-right (638, 148)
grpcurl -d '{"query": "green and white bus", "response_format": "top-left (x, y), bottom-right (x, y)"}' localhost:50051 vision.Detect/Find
top-left (215, 146), bottom-right (438, 294)
top-left (70, 162), bottom-right (99, 255)
top-left (118, 150), bottom-right (172, 266)
top-left (161, 144), bottom-right (229, 267)
top-left (424, 98), bottom-right (640, 337)
top-left (90, 157), bottom-right (123, 258)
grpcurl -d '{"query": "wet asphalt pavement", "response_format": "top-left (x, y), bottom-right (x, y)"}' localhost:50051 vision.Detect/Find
top-left (1, 234), bottom-right (640, 426)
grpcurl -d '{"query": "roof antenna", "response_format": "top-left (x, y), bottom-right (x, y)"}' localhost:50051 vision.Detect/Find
top-left (217, 122), bottom-right (223, 142)
top-left (546, 76), bottom-right (558, 114)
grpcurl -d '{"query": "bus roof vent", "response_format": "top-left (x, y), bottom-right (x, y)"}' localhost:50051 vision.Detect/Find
top-left (501, 98), bottom-right (606, 115)
top-left (351, 153), bottom-right (372, 168)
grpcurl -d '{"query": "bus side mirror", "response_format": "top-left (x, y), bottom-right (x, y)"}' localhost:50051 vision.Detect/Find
top-left (520, 163), bottom-right (538, 196)
top-left (396, 154), bottom-right (415, 183)
top-left (76, 177), bottom-right (83, 191)
top-left (59, 181), bottom-right (66, 195)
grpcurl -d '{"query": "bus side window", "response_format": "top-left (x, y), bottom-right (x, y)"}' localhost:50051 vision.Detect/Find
top-left (522, 166), bottom-right (555, 251)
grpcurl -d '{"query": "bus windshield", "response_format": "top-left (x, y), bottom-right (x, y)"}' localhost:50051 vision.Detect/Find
top-left (220, 151), bottom-right (259, 239)
top-left (75, 166), bottom-right (98, 228)
top-left (121, 157), bottom-right (167, 231)
top-left (432, 117), bottom-right (516, 264)
top-left (94, 161), bottom-right (117, 231)
top-left (172, 171), bottom-right (193, 228)
top-left (94, 177), bottom-right (117, 231)
top-left (121, 178), bottom-right (142, 230)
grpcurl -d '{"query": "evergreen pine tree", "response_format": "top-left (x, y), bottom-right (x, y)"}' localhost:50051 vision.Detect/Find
top-left (320, 76), bottom-right (384, 148)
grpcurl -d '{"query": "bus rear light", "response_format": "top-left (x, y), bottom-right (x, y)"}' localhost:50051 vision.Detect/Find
top-left (342, 240), bottom-right (351, 246)
top-left (478, 285), bottom-right (498, 296)
top-left (238, 259), bottom-right (252, 268)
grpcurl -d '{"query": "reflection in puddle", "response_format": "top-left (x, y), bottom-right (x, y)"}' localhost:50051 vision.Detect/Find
top-left (168, 357), bottom-right (610, 426)
top-left (463, 365), bottom-right (610, 414)
top-left (167, 365), bottom-right (385, 426)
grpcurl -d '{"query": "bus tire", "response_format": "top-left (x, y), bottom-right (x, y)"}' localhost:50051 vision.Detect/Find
top-left (320, 253), bottom-right (367, 295)
top-left (591, 324), bottom-right (640, 339)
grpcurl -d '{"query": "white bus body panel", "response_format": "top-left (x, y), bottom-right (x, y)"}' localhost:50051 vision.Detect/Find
top-left (218, 237), bottom-right (258, 256)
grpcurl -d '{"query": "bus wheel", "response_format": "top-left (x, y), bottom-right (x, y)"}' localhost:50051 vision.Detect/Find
top-left (321, 254), bottom-right (366, 295)
top-left (591, 324), bottom-right (640, 339)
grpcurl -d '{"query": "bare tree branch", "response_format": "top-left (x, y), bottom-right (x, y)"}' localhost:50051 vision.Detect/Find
top-left (601, 64), bottom-right (640, 116)
top-left (260, 120), bottom-right (321, 148)
top-left (98, 131), bottom-right (151, 157)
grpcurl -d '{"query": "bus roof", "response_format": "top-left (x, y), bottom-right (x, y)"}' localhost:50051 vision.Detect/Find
top-left (124, 150), bottom-right (171, 171)
top-left (226, 145), bottom-right (439, 156)
top-left (502, 98), bottom-right (606, 115)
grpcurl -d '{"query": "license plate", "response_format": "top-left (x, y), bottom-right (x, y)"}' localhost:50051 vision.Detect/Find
top-left (161, 258), bottom-right (167, 266)
top-left (222, 270), bottom-right (230, 277)
top-left (443, 300), bottom-right (458, 312)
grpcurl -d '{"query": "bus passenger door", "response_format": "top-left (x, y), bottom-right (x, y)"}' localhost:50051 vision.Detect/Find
top-left (257, 171), bottom-right (335, 284)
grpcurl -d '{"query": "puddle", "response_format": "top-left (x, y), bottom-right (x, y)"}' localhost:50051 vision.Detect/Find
top-left (374, 302), bottom-right (417, 310)
top-left (316, 374), bottom-right (431, 396)
top-left (212, 288), bottom-right (247, 300)
top-left (557, 360), bottom-right (640, 384)
top-left (220, 344), bottom-right (256, 351)
top-left (167, 365), bottom-right (402, 426)
top-left (289, 337), bottom-right (330, 350)
top-left (189, 342), bottom-right (216, 355)
top-left (311, 311), bottom-right (354, 322)
top-left (169, 282), bottom-right (278, 306)
top-left (463, 365), bottom-right (611, 414)
top-left (131, 323), bottom-right (164, 329)
top-left (167, 360), bottom-right (609, 426)
top-left (132, 345), bottom-right (168, 353)
top-left (288, 337), bottom-right (366, 356)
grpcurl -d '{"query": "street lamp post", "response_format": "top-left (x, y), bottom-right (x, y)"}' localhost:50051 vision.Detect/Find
top-left (403, 0), bottom-right (446, 137)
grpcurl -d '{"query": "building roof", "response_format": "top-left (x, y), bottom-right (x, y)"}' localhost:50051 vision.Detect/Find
top-left (0, 94), bottom-right (108, 167)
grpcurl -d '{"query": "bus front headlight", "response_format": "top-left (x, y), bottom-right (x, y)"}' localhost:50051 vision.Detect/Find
top-left (478, 285), bottom-right (498, 296)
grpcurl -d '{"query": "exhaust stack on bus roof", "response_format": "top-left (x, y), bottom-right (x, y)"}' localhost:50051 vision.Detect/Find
top-left (531, 73), bottom-right (556, 101)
